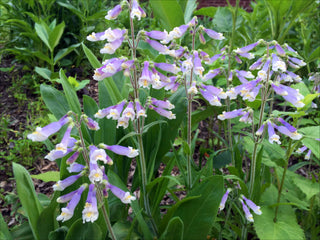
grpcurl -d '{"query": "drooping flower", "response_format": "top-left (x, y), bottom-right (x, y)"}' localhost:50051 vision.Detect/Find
top-left (255, 124), bottom-right (265, 136)
top-left (267, 121), bottom-right (281, 144)
top-left (100, 37), bottom-right (124, 54)
top-left (101, 144), bottom-right (139, 158)
top-left (288, 57), bottom-right (306, 67)
top-left (107, 100), bottom-right (127, 120)
top-left (249, 58), bottom-right (264, 70)
top-left (122, 101), bottom-right (135, 121)
top-left (104, 28), bottom-right (127, 42)
top-left (135, 99), bottom-right (147, 117)
top-left (94, 106), bottom-right (113, 119)
top-left (89, 160), bottom-right (104, 183)
top-left (149, 105), bottom-right (176, 119)
top-left (257, 59), bottom-right (271, 80)
top-left (305, 149), bottom-right (312, 160)
top-left (239, 111), bottom-right (253, 124)
top-left (239, 199), bottom-right (254, 222)
top-left (241, 195), bottom-right (262, 215)
top-left (27, 115), bottom-right (70, 141)
top-left (145, 30), bottom-right (169, 40)
top-left (154, 62), bottom-right (180, 74)
top-left (275, 44), bottom-right (286, 56)
top-left (67, 163), bottom-right (85, 173)
top-left (219, 188), bottom-right (232, 211)
top-left (139, 61), bottom-right (152, 88)
top-left (200, 89), bottom-right (222, 106)
top-left (203, 28), bottom-right (225, 40)
top-left (272, 53), bottom-right (286, 72)
top-left (82, 184), bottom-right (99, 223)
top-left (151, 98), bottom-right (175, 110)
top-left (188, 81), bottom-right (198, 95)
top-left (218, 109), bottom-right (246, 121)
top-left (66, 151), bottom-right (80, 165)
top-left (105, 4), bottom-right (122, 20)
top-left (193, 51), bottom-right (204, 76)
top-left (89, 145), bottom-right (113, 165)
top-left (57, 184), bottom-right (86, 222)
top-left (234, 41), bottom-right (259, 55)
top-left (130, 0), bottom-right (146, 20)
top-left (84, 117), bottom-right (100, 131)
top-left (271, 83), bottom-right (305, 108)
top-left (87, 31), bottom-right (108, 42)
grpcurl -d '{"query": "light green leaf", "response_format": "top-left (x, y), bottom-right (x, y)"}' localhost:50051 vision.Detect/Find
top-left (35, 67), bottom-right (51, 80)
top-left (183, 0), bottom-right (197, 23)
top-left (159, 217), bottom-right (184, 240)
top-left (49, 22), bottom-right (65, 51)
top-left (35, 22), bottom-right (50, 51)
top-left (82, 43), bottom-right (102, 69)
top-left (54, 43), bottom-right (80, 65)
top-left (149, 0), bottom-right (184, 30)
top-left (307, 46), bottom-right (320, 62)
top-left (194, 7), bottom-right (218, 18)
top-left (0, 212), bottom-right (12, 240)
top-left (31, 171), bottom-right (60, 182)
top-left (291, 173), bottom-right (320, 200)
top-left (12, 162), bottom-right (43, 240)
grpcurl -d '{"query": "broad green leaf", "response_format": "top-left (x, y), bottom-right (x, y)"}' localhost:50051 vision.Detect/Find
top-left (57, 2), bottom-right (85, 21)
top-left (194, 7), bottom-right (218, 18)
top-left (171, 176), bottom-right (224, 240)
top-left (212, 7), bottom-right (243, 32)
top-left (307, 46), bottom-right (320, 62)
top-left (59, 69), bottom-right (81, 115)
top-left (254, 185), bottom-right (305, 240)
top-left (82, 43), bottom-right (102, 69)
top-left (0, 212), bottom-right (12, 240)
top-left (159, 217), bottom-right (184, 240)
top-left (183, 0), bottom-right (197, 23)
top-left (35, 22), bottom-right (50, 51)
top-left (31, 171), bottom-right (60, 182)
top-left (54, 43), bottom-right (81, 65)
top-left (212, 150), bottom-right (231, 169)
top-left (35, 67), bottom-right (51, 80)
top-left (10, 222), bottom-right (34, 240)
top-left (65, 219), bottom-right (102, 240)
top-left (37, 192), bottom-right (59, 240)
top-left (300, 126), bottom-right (320, 159)
top-left (12, 162), bottom-right (43, 240)
top-left (49, 22), bottom-right (65, 51)
top-left (83, 95), bottom-right (99, 119)
top-left (40, 84), bottom-right (69, 119)
top-left (149, 0), bottom-right (184, 30)
top-left (290, 172), bottom-right (320, 200)
top-left (33, 52), bottom-right (52, 65)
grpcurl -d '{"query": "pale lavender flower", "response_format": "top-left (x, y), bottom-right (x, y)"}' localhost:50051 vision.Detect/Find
top-left (188, 81), bottom-right (198, 95)
top-left (249, 58), bottom-right (264, 70)
top-left (53, 173), bottom-right (83, 191)
top-left (235, 42), bottom-right (259, 54)
top-left (171, 46), bottom-right (186, 58)
top-left (305, 149), bottom-right (312, 160)
top-left (272, 53), bottom-right (286, 72)
top-left (87, 31), bottom-right (108, 42)
top-left (199, 32), bottom-right (206, 44)
top-left (154, 62), bottom-right (180, 74)
top-left (167, 24), bottom-right (189, 41)
top-left (67, 163), bottom-right (85, 173)
top-left (275, 44), bottom-right (286, 56)
top-left (276, 126), bottom-right (302, 140)
top-left (104, 28), bottom-right (126, 42)
top-left (219, 188), bottom-right (232, 211)
top-left (151, 98), bottom-right (175, 110)
top-left (200, 51), bottom-right (210, 63)
top-left (82, 184), bottom-right (99, 223)
top-left (135, 99), bottom-right (147, 117)
top-left (146, 39), bottom-right (172, 55)
top-left (150, 68), bottom-right (165, 89)
top-left (193, 51), bottom-right (204, 76)
top-left (284, 44), bottom-right (298, 54)
top-left (200, 89), bottom-right (222, 106)
top-left (235, 55), bottom-right (242, 64)
top-left (57, 188), bottom-right (80, 203)
top-left (105, 5), bottom-right (122, 20)
top-left (208, 53), bottom-right (222, 64)
top-left (66, 151), bottom-right (80, 165)
top-left (145, 30), bottom-right (169, 40)
top-left (287, 71), bottom-right (302, 82)
top-left (288, 57), bottom-right (306, 67)
top-left (277, 118), bottom-right (296, 132)
top-left (56, 184), bottom-right (86, 222)
top-left (267, 121), bottom-right (281, 144)
top-left (296, 145), bottom-right (307, 153)
top-left (108, 183), bottom-right (136, 204)
top-left (203, 28), bottom-right (225, 40)
top-left (45, 147), bottom-right (73, 161)
top-left (85, 117), bottom-right (100, 130)
top-left (240, 199), bottom-right (254, 222)
top-left (218, 109), bottom-right (245, 120)
top-left (239, 111), bottom-right (252, 124)
top-left (101, 144), bottom-right (139, 158)
top-left (271, 83), bottom-right (305, 108)
top-left (94, 106), bottom-right (113, 118)
top-left (149, 105), bottom-right (176, 119)
top-left (257, 59), bottom-right (271, 80)
top-left (181, 55), bottom-right (194, 73)
top-left (242, 195), bottom-right (262, 215)
top-left (164, 76), bottom-right (179, 92)
top-left (117, 116), bottom-right (130, 129)
top-left (139, 61), bottom-right (152, 88)
top-left (89, 161), bottom-right (104, 183)
top-left (54, 124), bottom-right (74, 154)
top-left (237, 52), bottom-right (254, 60)
top-left (122, 101), bottom-right (135, 121)
top-left (255, 124), bottom-right (265, 136)
top-left (107, 100), bottom-right (127, 120)
top-left (201, 84), bottom-right (227, 99)
top-left (100, 37), bottom-right (124, 54)
top-left (89, 145), bottom-right (113, 165)
top-left (131, 0), bottom-right (146, 20)
top-left (27, 115), bottom-right (69, 141)
top-left (202, 68), bottom-right (221, 81)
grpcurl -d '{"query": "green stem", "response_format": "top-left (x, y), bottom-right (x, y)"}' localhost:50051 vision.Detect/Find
top-left (274, 139), bottom-right (293, 222)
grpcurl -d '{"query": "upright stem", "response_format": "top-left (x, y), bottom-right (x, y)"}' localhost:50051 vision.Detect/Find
top-left (129, 4), bottom-right (157, 235)
top-left (274, 139), bottom-right (293, 222)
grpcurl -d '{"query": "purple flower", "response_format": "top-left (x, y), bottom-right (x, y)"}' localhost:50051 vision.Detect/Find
top-left (146, 39), bottom-right (172, 55)
top-left (56, 184), bottom-right (86, 222)
top-left (67, 163), bottom-right (85, 173)
top-left (117, 116), bottom-right (130, 129)
top-left (57, 188), bottom-right (80, 203)
top-left (242, 195), bottom-right (262, 215)
top-left (199, 32), bottom-right (206, 44)
top-left (100, 37), bottom-right (124, 54)
top-left (151, 98), bottom-right (174, 110)
top-left (107, 100), bottom-right (127, 120)
top-left (193, 51), bottom-right (204, 76)
top-left (275, 44), bottom-right (286, 56)
top-left (288, 57), bottom-right (306, 67)
top-left (139, 61), bottom-right (152, 88)
top-left (104, 28), bottom-right (126, 42)
top-left (82, 184), bottom-right (99, 223)
top-left (271, 83), bottom-right (305, 108)
top-left (296, 145), bottom-right (307, 153)
top-left (102, 144), bottom-right (139, 158)
top-left (208, 53), bottom-right (222, 64)
top-left (202, 84), bottom-right (227, 99)
top-left (105, 5), bottom-right (122, 20)
top-left (149, 105), bottom-right (176, 119)
top-left (284, 44), bottom-right (298, 54)
top-left (89, 161), bottom-right (104, 183)
top-left (200, 89), bottom-right (222, 106)
top-left (240, 199), bottom-right (254, 222)
top-left (89, 145), bottom-right (113, 165)
top-left (239, 111), bottom-right (252, 124)
top-left (277, 126), bottom-right (302, 140)
top-left (27, 115), bottom-right (69, 141)
top-left (203, 28), bottom-right (225, 40)
top-left (168, 24), bottom-right (189, 40)
top-left (94, 106), bottom-right (113, 119)
top-left (145, 30), bottom-right (169, 40)
top-left (53, 173), bottom-right (83, 191)
top-left (219, 188), bottom-right (231, 211)
top-left (249, 58), bottom-right (263, 70)
top-left (202, 68), bottom-right (220, 81)
top-left (154, 62), bottom-right (180, 74)
top-left (267, 121), bottom-right (281, 144)
top-left (85, 117), bottom-right (100, 130)
top-left (305, 149), bottom-right (312, 160)
top-left (122, 101), bottom-right (135, 121)
top-left (272, 53), bottom-right (286, 72)
top-left (66, 151), bottom-right (80, 165)
top-left (255, 124), bottom-right (265, 136)
top-left (218, 109), bottom-right (245, 120)
top-left (257, 59), bottom-right (271, 80)
top-left (135, 99), bottom-right (147, 117)
top-left (108, 183), bottom-right (136, 204)
top-left (87, 31), bottom-right (108, 42)
top-left (235, 42), bottom-right (259, 54)
top-left (131, 0), bottom-right (146, 20)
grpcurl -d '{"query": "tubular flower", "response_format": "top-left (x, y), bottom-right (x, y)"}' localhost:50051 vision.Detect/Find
top-left (167, 24), bottom-right (189, 41)
top-left (234, 41), bottom-right (259, 54)
top-left (239, 199), bottom-right (254, 222)
top-left (104, 28), bottom-right (126, 42)
top-left (101, 144), bottom-right (139, 158)
top-left (87, 31), bottom-right (107, 42)
top-left (239, 111), bottom-right (253, 124)
top-left (66, 151), bottom-right (80, 165)
top-left (89, 145), bottom-right (113, 165)
top-left (200, 89), bottom-right (222, 106)
top-left (145, 30), bottom-right (169, 40)
top-left (82, 184), bottom-right (99, 223)
top-left (149, 105), bottom-right (176, 119)
top-left (53, 173), bottom-right (83, 191)
top-left (67, 163), bottom-right (85, 173)
top-left (27, 115), bottom-right (70, 141)
top-left (105, 4), bottom-right (122, 20)
top-left (122, 101), bottom-right (135, 121)
top-left (288, 57), bottom-right (306, 67)
top-left (89, 161), bottom-right (104, 183)
top-left (100, 37), bottom-right (124, 54)
top-left (151, 98), bottom-right (175, 110)
top-left (139, 61), bottom-right (152, 88)
top-left (305, 149), bottom-right (312, 160)
top-left (154, 62), bottom-right (180, 74)
top-left (108, 183), bottom-right (136, 204)
top-left (202, 68), bottom-right (221, 81)
top-left (219, 188), bottom-right (232, 211)
top-left (57, 189), bottom-right (80, 203)
top-left (202, 84), bottom-right (227, 99)
top-left (241, 195), bottom-right (262, 215)
top-left (208, 53), bottom-right (223, 64)
top-left (275, 44), bottom-right (286, 56)
top-left (188, 81), bottom-right (198, 95)
top-left (257, 59), bottom-right (271, 80)
top-left (193, 51), bottom-right (204, 76)
top-left (57, 184), bottom-right (86, 222)
top-left (296, 145), bottom-right (307, 153)
top-left (84, 117), bottom-right (100, 130)
top-left (255, 124), bottom-right (265, 136)
top-left (271, 83), bottom-right (305, 108)
top-left (218, 109), bottom-right (246, 120)
top-left (249, 57), bottom-right (264, 70)
top-left (107, 100), bottom-right (127, 120)
top-left (130, 0), bottom-right (146, 20)
top-left (135, 99), bottom-right (147, 117)
top-left (272, 53), bottom-right (286, 72)
top-left (267, 121), bottom-right (281, 144)
top-left (94, 106), bottom-right (113, 119)
top-left (203, 28), bottom-right (225, 40)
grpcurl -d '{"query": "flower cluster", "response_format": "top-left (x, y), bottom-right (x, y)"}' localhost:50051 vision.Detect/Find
top-left (27, 113), bottom-right (137, 223)
top-left (219, 189), bottom-right (262, 223)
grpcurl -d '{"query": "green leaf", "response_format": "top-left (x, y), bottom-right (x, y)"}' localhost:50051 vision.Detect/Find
top-left (254, 185), bottom-right (305, 240)
top-left (183, 0), bottom-right (197, 23)
top-left (54, 43), bottom-right (81, 65)
top-left (65, 219), bottom-right (102, 240)
top-left (59, 69), bottom-right (81, 115)
top-left (35, 67), bottom-right (51, 80)
top-left (170, 176), bottom-right (224, 240)
top-left (33, 51), bottom-right (52, 65)
top-left (49, 22), bottom-right (65, 51)
top-left (82, 43), bottom-right (102, 69)
top-left (111, 222), bottom-right (140, 240)
top-left (31, 171), bottom-right (60, 182)
top-left (212, 150), bottom-right (231, 169)
top-left (40, 84), bottom-right (69, 119)
top-left (10, 222), bottom-right (34, 240)
top-left (0, 212), bottom-right (12, 240)
top-left (291, 173), bottom-right (320, 200)
top-left (83, 95), bottom-right (99, 119)
top-left (300, 126), bottom-right (320, 159)
top-left (35, 22), bottom-right (50, 51)
top-left (212, 7), bottom-right (242, 32)
top-left (48, 226), bottom-right (68, 240)
top-left (149, 0), bottom-right (184, 30)
top-left (159, 217), bottom-right (184, 240)
top-left (12, 162), bottom-right (43, 240)
top-left (307, 46), bottom-right (320, 62)
top-left (75, 80), bottom-right (90, 91)
top-left (194, 7), bottom-right (218, 18)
